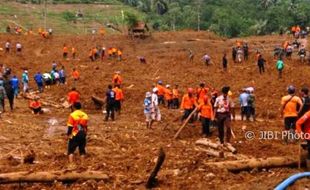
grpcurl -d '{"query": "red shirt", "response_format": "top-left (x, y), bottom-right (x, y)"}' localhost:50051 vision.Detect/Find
top-left (68, 91), bottom-right (80, 104)
top-left (296, 111), bottom-right (310, 140)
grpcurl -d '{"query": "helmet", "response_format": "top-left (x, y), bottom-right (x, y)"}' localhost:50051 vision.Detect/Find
top-left (158, 80), bottom-right (163, 85)
top-left (188, 88), bottom-right (194, 93)
top-left (152, 87), bottom-right (158, 93)
top-left (24, 70), bottom-right (28, 74)
top-left (166, 84), bottom-right (170, 88)
top-left (145, 92), bottom-right (151, 98)
top-left (203, 95), bottom-right (208, 102)
top-left (287, 85), bottom-right (295, 94)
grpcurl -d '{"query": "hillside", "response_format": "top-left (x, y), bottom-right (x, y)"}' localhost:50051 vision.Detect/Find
top-left (0, 31), bottom-right (309, 189)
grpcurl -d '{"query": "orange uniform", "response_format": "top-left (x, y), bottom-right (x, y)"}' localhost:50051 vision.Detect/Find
top-left (117, 50), bottom-right (122, 56)
top-left (283, 41), bottom-right (289, 49)
top-left (72, 70), bottom-right (80, 80)
top-left (29, 100), bottom-right (41, 109)
top-left (112, 74), bottom-right (122, 85)
top-left (197, 87), bottom-right (209, 103)
top-left (198, 102), bottom-right (214, 119)
top-left (296, 26), bottom-right (301, 33)
top-left (281, 95), bottom-right (302, 118)
top-left (113, 87), bottom-right (124, 101)
top-left (68, 91), bottom-right (80, 104)
top-left (165, 88), bottom-right (173, 101)
top-left (157, 84), bottom-right (166, 96)
top-left (172, 88), bottom-right (179, 99)
top-left (181, 94), bottom-right (197, 110)
top-left (63, 46), bottom-right (68, 53)
top-left (72, 47), bottom-right (76, 54)
top-left (67, 110), bottom-right (88, 137)
top-left (296, 111), bottom-right (310, 140)
top-left (291, 26), bottom-right (296, 33)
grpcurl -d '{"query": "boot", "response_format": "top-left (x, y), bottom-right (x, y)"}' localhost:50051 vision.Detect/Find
top-left (306, 159), bottom-right (310, 170)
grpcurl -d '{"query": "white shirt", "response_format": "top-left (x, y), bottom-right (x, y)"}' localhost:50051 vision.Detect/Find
top-left (151, 93), bottom-right (158, 107)
top-left (16, 43), bottom-right (22, 49)
top-left (214, 95), bottom-right (234, 113)
top-left (5, 42), bottom-right (10, 48)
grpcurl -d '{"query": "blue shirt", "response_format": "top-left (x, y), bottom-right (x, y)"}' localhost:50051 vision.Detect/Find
top-left (59, 69), bottom-right (66, 78)
top-left (239, 92), bottom-right (249, 107)
top-left (10, 78), bottom-right (19, 89)
top-left (144, 98), bottom-right (152, 114)
top-left (106, 89), bottom-right (115, 103)
top-left (34, 73), bottom-right (43, 84)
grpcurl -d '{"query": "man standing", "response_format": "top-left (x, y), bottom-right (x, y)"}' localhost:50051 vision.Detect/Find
top-left (67, 102), bottom-right (89, 163)
top-left (276, 58), bottom-right (284, 79)
top-left (34, 72), bottom-right (44, 93)
top-left (299, 87), bottom-right (310, 118)
top-left (281, 85), bottom-right (303, 142)
top-left (180, 88), bottom-right (197, 123)
top-left (67, 88), bottom-right (80, 112)
top-left (113, 84), bottom-right (124, 114)
top-left (222, 53), bottom-right (228, 71)
top-left (144, 92), bottom-right (153, 128)
top-left (296, 110), bottom-right (310, 169)
top-left (0, 80), bottom-right (7, 113)
top-left (214, 86), bottom-right (234, 144)
top-left (10, 75), bottom-right (19, 98)
top-left (156, 81), bottom-right (166, 106)
top-left (172, 85), bottom-right (179, 109)
top-left (105, 85), bottom-right (116, 121)
top-left (257, 54), bottom-right (266, 74)
top-left (198, 95), bottom-right (214, 137)
top-left (239, 89), bottom-right (250, 121)
top-left (22, 70), bottom-right (29, 93)
top-left (151, 88), bottom-right (161, 122)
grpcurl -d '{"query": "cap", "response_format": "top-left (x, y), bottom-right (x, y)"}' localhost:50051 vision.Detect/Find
top-left (166, 84), bottom-right (170, 88)
top-left (153, 87), bottom-right (158, 93)
top-left (145, 92), bottom-right (151, 98)
top-left (158, 80), bottom-right (163, 84)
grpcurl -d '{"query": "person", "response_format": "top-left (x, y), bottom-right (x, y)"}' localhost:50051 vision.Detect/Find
top-left (42, 72), bottom-right (52, 89)
top-left (52, 61), bottom-right (57, 71)
top-left (108, 48), bottom-right (113, 59)
top-left (10, 75), bottom-right (19, 98)
top-left (292, 39), bottom-right (301, 49)
top-left (291, 26), bottom-right (296, 36)
top-left (299, 87), bottom-right (310, 118)
top-left (105, 85), bottom-right (116, 121)
top-left (257, 54), bottom-right (266, 74)
top-left (48, 28), bottom-right (53, 36)
top-left (5, 41), bottom-right (10, 53)
top-left (236, 47), bottom-right (243, 63)
top-left (222, 53), bottom-right (228, 71)
top-left (34, 72), bottom-right (44, 93)
top-left (59, 66), bottom-right (66, 85)
top-left (117, 49), bottom-right (122, 61)
top-left (151, 88), bottom-right (161, 122)
top-left (243, 43), bottom-right (249, 61)
top-left (285, 44), bottom-right (293, 59)
top-left (180, 88), bottom-right (197, 123)
top-left (72, 68), bottom-right (80, 87)
top-left (165, 85), bottom-right (173, 109)
top-left (89, 49), bottom-right (95, 62)
top-left (172, 85), bottom-right (179, 109)
top-left (138, 56), bottom-right (147, 64)
top-left (53, 70), bottom-right (60, 85)
top-left (281, 85), bottom-right (303, 142)
top-left (67, 88), bottom-right (80, 112)
top-left (22, 70), bottom-right (29, 93)
top-left (198, 95), bottom-right (214, 137)
top-left (232, 47), bottom-right (237, 63)
top-left (202, 54), bottom-right (211, 65)
top-left (63, 44), bottom-right (68, 59)
top-left (0, 81), bottom-right (7, 113)
top-left (298, 45), bottom-right (307, 63)
top-left (239, 89), bottom-right (250, 121)
top-left (156, 81), bottom-right (166, 106)
top-left (248, 89), bottom-right (256, 121)
top-left (197, 82), bottom-right (209, 104)
top-left (92, 47), bottom-right (98, 60)
top-left (214, 86), bottom-right (234, 144)
top-left (188, 49), bottom-right (194, 63)
top-left (16, 42), bottom-right (22, 55)
top-left (296, 110), bottom-right (310, 169)
top-left (112, 71), bottom-right (122, 86)
top-left (66, 102), bottom-right (89, 163)
top-left (72, 47), bottom-right (76, 59)
top-left (29, 96), bottom-right (43, 114)
top-left (113, 84), bottom-right (124, 114)
top-left (144, 92), bottom-right (153, 128)
top-left (276, 58), bottom-right (284, 79)
top-left (101, 46), bottom-right (106, 61)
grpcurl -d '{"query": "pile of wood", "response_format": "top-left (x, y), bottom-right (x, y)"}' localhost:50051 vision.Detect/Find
top-left (23, 94), bottom-right (64, 109)
top-left (195, 138), bottom-right (237, 158)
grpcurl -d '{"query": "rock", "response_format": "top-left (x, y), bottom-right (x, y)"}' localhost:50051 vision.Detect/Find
top-left (206, 173), bottom-right (215, 178)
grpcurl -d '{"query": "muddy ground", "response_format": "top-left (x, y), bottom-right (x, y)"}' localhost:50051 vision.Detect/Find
top-left (0, 31), bottom-right (309, 189)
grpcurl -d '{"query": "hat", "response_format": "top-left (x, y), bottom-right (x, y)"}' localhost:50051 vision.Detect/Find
top-left (166, 84), bottom-right (170, 88)
top-left (24, 70), bottom-right (28, 73)
top-left (153, 87), bottom-right (158, 93)
top-left (158, 80), bottom-right (163, 84)
top-left (145, 92), bottom-right (151, 98)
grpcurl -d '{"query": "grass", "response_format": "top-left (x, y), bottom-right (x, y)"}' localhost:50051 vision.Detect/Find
top-left (0, 1), bottom-right (144, 34)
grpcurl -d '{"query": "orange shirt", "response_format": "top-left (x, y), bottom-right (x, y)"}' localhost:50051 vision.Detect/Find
top-left (198, 103), bottom-right (214, 119)
top-left (181, 94), bottom-right (197, 110)
top-left (72, 71), bottom-right (80, 80)
top-left (281, 95), bottom-right (302, 118)
top-left (283, 41), bottom-right (289, 49)
top-left (112, 48), bottom-right (117, 54)
top-left (29, 101), bottom-right (41, 109)
top-left (72, 47), bottom-right (76, 54)
top-left (67, 110), bottom-right (88, 137)
top-left (165, 88), bottom-right (173, 100)
top-left (296, 26), bottom-right (301, 32)
top-left (68, 91), bottom-right (80, 104)
top-left (113, 87), bottom-right (124, 101)
top-left (117, 50), bottom-right (122, 56)
top-left (108, 49), bottom-right (113, 55)
top-left (296, 111), bottom-right (310, 139)
top-left (157, 84), bottom-right (166, 96)
top-left (92, 48), bottom-right (97, 55)
top-left (112, 74), bottom-right (122, 85)
top-left (197, 87), bottom-right (209, 103)
top-left (63, 46), bottom-right (68, 53)
top-left (172, 89), bottom-right (179, 99)
top-left (291, 26), bottom-right (296, 32)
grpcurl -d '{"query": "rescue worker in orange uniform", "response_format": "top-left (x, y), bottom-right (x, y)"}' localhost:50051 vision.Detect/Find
top-left (117, 49), bottom-right (122, 61)
top-left (197, 82), bottom-right (209, 104)
top-left (156, 80), bottom-right (166, 106)
top-left (67, 102), bottom-right (89, 163)
top-left (89, 49), bottom-right (95, 62)
top-left (29, 96), bottom-right (43, 115)
top-left (72, 68), bottom-right (80, 87)
top-left (67, 87), bottom-right (80, 112)
top-left (63, 44), bottom-right (68, 59)
top-left (112, 71), bottom-right (122, 86)
top-left (198, 95), bottom-right (214, 137)
top-left (113, 84), bottom-right (124, 114)
top-left (72, 47), bottom-right (76, 59)
top-left (181, 88), bottom-right (197, 123)
top-left (165, 84), bottom-right (173, 109)
top-left (172, 84), bottom-right (180, 109)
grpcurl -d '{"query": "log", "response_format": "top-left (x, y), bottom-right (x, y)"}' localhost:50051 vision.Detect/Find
top-left (204, 156), bottom-right (303, 172)
top-left (174, 107), bottom-right (198, 139)
top-left (146, 147), bottom-right (166, 188)
top-left (195, 139), bottom-right (220, 149)
top-left (0, 170), bottom-right (109, 184)
top-left (91, 95), bottom-right (105, 109)
top-left (225, 143), bottom-right (237, 154)
top-left (23, 94), bottom-right (62, 109)
top-left (196, 147), bottom-right (224, 158)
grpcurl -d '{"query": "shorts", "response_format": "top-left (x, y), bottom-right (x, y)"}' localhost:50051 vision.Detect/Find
top-left (68, 132), bottom-right (86, 155)
top-left (284, 117), bottom-right (297, 130)
top-left (17, 48), bottom-right (21, 52)
top-left (145, 112), bottom-right (152, 122)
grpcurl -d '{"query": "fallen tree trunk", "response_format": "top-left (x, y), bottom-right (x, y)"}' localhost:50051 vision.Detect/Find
top-left (23, 94), bottom-right (62, 109)
top-left (91, 95), bottom-right (105, 109)
top-left (0, 171), bottom-right (109, 184)
top-left (204, 156), bottom-right (303, 172)
top-left (225, 143), bottom-right (237, 154)
top-left (195, 139), bottom-right (220, 149)
top-left (196, 147), bottom-right (224, 158)
top-left (146, 147), bottom-right (166, 188)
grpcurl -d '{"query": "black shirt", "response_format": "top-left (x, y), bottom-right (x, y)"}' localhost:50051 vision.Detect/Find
top-left (106, 89), bottom-right (116, 103)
